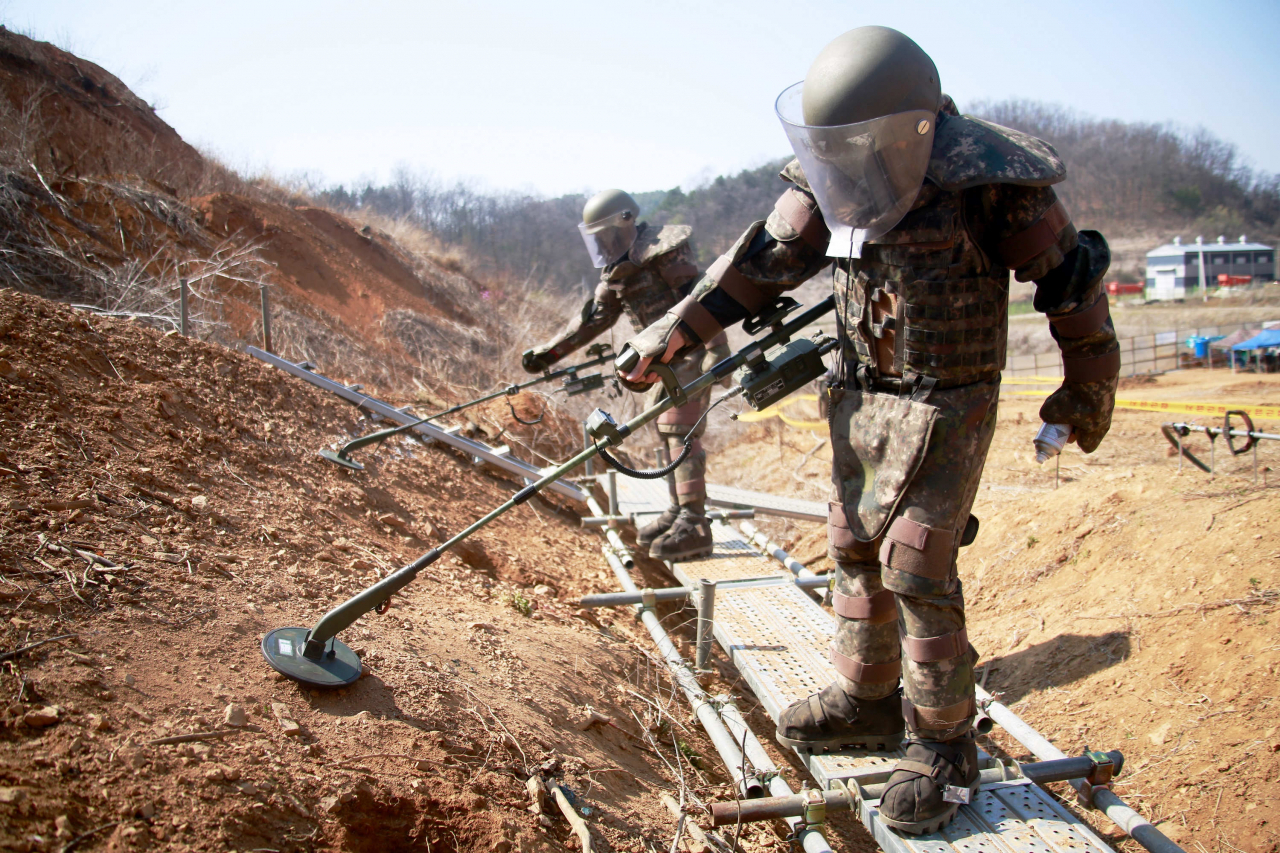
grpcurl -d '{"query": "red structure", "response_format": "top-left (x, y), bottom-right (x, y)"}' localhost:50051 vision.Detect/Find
top-left (1217, 274), bottom-right (1252, 287)
top-left (1105, 281), bottom-right (1145, 295)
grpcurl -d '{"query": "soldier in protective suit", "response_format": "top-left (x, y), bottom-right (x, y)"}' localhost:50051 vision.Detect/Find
top-left (619, 27), bottom-right (1119, 834)
top-left (524, 189), bottom-right (731, 560)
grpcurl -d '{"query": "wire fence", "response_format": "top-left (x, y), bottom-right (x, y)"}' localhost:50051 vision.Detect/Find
top-left (1004, 318), bottom-right (1280, 378)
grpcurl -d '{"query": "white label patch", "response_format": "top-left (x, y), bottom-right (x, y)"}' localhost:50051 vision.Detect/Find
top-left (277, 638), bottom-right (294, 656)
top-left (943, 785), bottom-right (972, 805)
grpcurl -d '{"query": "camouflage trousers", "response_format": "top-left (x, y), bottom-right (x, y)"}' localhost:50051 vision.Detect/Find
top-left (646, 335), bottom-right (732, 509)
top-left (825, 377), bottom-right (999, 741)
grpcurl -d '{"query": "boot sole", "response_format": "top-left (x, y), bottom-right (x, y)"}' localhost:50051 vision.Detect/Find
top-left (775, 730), bottom-right (905, 754)
top-left (877, 780), bottom-right (981, 836)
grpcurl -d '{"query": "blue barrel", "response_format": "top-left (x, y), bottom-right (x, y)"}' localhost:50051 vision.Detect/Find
top-left (1186, 336), bottom-right (1211, 358)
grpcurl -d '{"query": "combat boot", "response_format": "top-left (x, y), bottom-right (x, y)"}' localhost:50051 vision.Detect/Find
top-left (878, 733), bottom-right (980, 835)
top-left (636, 506), bottom-right (680, 550)
top-left (648, 507), bottom-right (714, 561)
top-left (775, 685), bottom-right (904, 752)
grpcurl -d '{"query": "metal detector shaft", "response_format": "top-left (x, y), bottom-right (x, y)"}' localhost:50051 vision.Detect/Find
top-left (298, 297), bottom-right (836, 658)
top-left (331, 349), bottom-right (615, 461)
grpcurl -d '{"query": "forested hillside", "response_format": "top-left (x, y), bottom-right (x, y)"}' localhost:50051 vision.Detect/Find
top-left (323, 99), bottom-right (1280, 295)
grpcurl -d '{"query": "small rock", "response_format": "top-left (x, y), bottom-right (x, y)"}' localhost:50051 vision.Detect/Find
top-left (236, 781), bottom-right (257, 795)
top-left (23, 705), bottom-right (60, 727)
top-left (270, 702), bottom-right (290, 720)
top-left (87, 714), bottom-right (109, 732)
top-left (124, 674), bottom-right (136, 687)
top-left (191, 495), bottom-right (208, 510)
top-left (138, 802), bottom-right (156, 819)
top-left (280, 719), bottom-right (303, 737)
top-left (0, 786), bottom-right (26, 804)
top-left (223, 704), bottom-right (247, 727)
top-left (534, 584), bottom-right (552, 596)
top-left (54, 814), bottom-right (72, 838)
top-left (414, 759), bottom-right (432, 771)
top-left (221, 765), bottom-right (241, 782)
top-left (203, 765), bottom-right (225, 782)
top-left (338, 790), bottom-right (358, 804)
top-left (468, 621), bottom-right (497, 632)
top-left (246, 602), bottom-right (263, 615)
top-left (124, 703), bottom-right (153, 723)
top-left (1073, 522), bottom-right (1094, 540)
top-left (1217, 761), bottom-right (1231, 772)
top-left (320, 795), bottom-right (341, 814)
top-left (377, 513), bottom-right (407, 529)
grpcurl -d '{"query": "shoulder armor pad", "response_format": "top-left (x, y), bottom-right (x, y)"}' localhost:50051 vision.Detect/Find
top-left (927, 113), bottom-right (1066, 192)
top-left (630, 223), bottom-right (692, 266)
top-left (779, 159), bottom-right (813, 193)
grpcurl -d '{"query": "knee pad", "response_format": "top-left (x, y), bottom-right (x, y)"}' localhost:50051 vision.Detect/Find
top-left (879, 517), bottom-right (957, 597)
top-left (827, 502), bottom-right (878, 562)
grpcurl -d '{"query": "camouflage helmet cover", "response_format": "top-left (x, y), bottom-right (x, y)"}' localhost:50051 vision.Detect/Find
top-left (579, 188), bottom-right (640, 268)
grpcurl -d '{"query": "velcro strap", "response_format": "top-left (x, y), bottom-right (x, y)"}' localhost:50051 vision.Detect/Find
top-left (707, 255), bottom-right (768, 315)
top-left (657, 400), bottom-right (705, 425)
top-left (774, 189), bottom-right (830, 251)
top-left (879, 518), bottom-right (954, 580)
top-left (902, 696), bottom-right (976, 731)
top-left (808, 693), bottom-right (826, 728)
top-left (827, 501), bottom-right (857, 551)
top-left (829, 645), bottom-right (901, 684)
top-left (1050, 294), bottom-right (1110, 338)
top-left (832, 589), bottom-right (897, 623)
top-left (894, 759), bottom-right (944, 780)
top-left (671, 296), bottom-right (723, 344)
top-left (675, 478), bottom-right (705, 496)
top-left (996, 200), bottom-right (1071, 268)
top-left (903, 628), bottom-right (969, 662)
top-left (659, 261), bottom-right (699, 288)
top-left (1063, 348), bottom-right (1121, 383)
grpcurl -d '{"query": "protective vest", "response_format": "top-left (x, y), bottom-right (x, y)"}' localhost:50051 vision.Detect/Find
top-left (605, 223), bottom-right (699, 332)
top-left (837, 184), bottom-right (1007, 387)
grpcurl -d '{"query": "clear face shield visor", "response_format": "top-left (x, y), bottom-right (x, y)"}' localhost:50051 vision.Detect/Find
top-left (775, 82), bottom-right (935, 258)
top-left (577, 210), bottom-right (639, 268)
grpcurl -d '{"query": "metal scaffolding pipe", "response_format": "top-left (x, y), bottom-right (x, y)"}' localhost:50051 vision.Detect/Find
top-left (976, 686), bottom-right (1184, 853)
top-left (578, 574), bottom-right (828, 609)
top-left (706, 752), bottom-right (1125, 826)
top-left (695, 579), bottom-right (716, 670)
top-left (717, 700), bottom-right (834, 853)
top-left (587, 496), bottom-right (634, 568)
top-left (601, 547), bottom-right (766, 800)
top-left (740, 521), bottom-right (825, 603)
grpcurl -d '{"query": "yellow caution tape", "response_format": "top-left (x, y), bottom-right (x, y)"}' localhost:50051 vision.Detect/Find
top-left (1006, 390), bottom-right (1280, 420)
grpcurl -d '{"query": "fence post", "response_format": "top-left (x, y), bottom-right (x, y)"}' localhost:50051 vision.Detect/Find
top-left (179, 277), bottom-right (189, 336)
top-left (259, 285), bottom-right (273, 354)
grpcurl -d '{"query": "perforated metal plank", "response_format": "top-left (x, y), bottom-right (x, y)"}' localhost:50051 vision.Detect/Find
top-left (860, 781), bottom-right (1112, 853)
top-left (670, 521), bottom-right (784, 585)
top-left (612, 476), bottom-right (827, 521)
top-left (705, 484), bottom-right (825, 521)
top-left (248, 348), bottom-right (587, 502)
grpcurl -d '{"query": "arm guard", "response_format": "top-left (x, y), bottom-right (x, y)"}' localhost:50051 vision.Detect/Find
top-left (537, 283), bottom-right (622, 367)
top-left (1035, 231), bottom-right (1119, 453)
top-left (978, 185), bottom-right (1119, 453)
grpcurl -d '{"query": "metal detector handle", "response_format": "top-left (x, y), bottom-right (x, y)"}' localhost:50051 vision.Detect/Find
top-left (615, 345), bottom-right (641, 375)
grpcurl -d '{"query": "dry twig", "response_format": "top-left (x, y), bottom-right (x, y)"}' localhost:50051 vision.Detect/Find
top-left (552, 784), bottom-right (594, 853)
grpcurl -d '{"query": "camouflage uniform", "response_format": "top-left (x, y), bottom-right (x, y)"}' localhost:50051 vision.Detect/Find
top-left (538, 222), bottom-right (731, 508)
top-left (637, 97), bottom-right (1119, 740)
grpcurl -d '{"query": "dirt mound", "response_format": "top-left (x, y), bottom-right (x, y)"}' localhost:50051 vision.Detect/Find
top-left (0, 27), bottom-right (205, 190)
top-left (708, 371), bottom-right (1280, 851)
top-left (0, 288), bottom-right (757, 853)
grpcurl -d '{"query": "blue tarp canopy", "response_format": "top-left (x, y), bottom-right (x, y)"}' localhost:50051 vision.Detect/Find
top-left (1231, 329), bottom-right (1280, 351)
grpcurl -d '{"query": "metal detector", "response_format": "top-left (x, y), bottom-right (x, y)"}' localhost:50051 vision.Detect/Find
top-left (319, 342), bottom-right (616, 470)
top-left (264, 297), bottom-right (835, 687)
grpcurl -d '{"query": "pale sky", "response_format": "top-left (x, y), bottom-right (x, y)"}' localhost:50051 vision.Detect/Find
top-left (7, 0), bottom-right (1280, 197)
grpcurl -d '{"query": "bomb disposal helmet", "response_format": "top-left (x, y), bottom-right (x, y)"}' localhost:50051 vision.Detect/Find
top-left (776, 26), bottom-right (941, 257)
top-left (578, 189), bottom-right (640, 268)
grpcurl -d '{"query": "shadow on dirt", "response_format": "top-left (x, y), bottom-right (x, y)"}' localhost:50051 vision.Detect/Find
top-left (981, 631), bottom-right (1131, 704)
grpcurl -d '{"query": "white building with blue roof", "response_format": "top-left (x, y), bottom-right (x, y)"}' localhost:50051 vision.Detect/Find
top-left (1145, 235), bottom-right (1274, 300)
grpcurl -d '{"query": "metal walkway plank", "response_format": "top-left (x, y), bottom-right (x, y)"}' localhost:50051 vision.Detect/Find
top-left (611, 471), bottom-right (826, 522)
top-left (246, 348), bottom-right (588, 503)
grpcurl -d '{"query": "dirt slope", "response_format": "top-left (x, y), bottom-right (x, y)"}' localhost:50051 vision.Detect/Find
top-left (0, 288), bottom-right (780, 853)
top-left (708, 371), bottom-right (1280, 853)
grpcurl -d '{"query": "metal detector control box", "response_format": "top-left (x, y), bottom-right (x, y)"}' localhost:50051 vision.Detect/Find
top-left (734, 337), bottom-right (834, 412)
